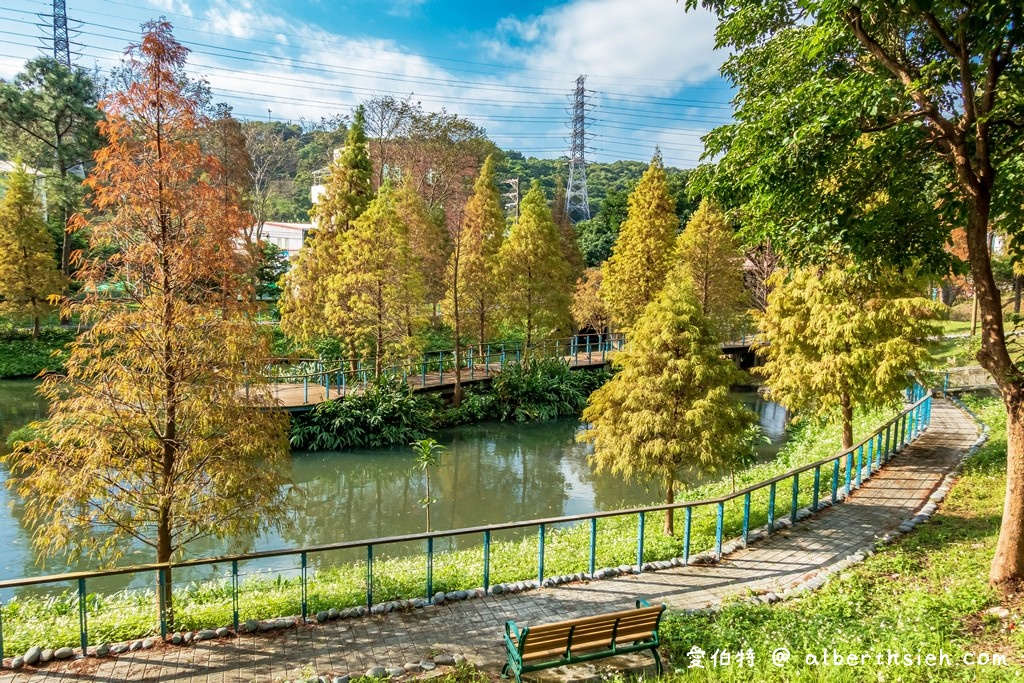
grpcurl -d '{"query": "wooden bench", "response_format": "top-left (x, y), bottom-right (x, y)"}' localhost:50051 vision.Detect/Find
top-left (501, 600), bottom-right (666, 683)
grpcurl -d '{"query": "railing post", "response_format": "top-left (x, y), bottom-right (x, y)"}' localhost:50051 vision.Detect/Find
top-left (366, 545), bottom-right (373, 609)
top-left (742, 492), bottom-right (751, 547)
top-left (483, 530), bottom-right (491, 590)
top-left (439, 352), bottom-right (444, 384)
top-left (589, 518), bottom-right (597, 577)
top-left (637, 512), bottom-right (645, 569)
top-left (79, 577), bottom-right (89, 655)
top-left (537, 524), bottom-right (545, 584)
top-left (812, 466), bottom-right (820, 511)
top-left (855, 445), bottom-right (863, 488)
top-left (301, 551), bottom-right (308, 621)
top-left (832, 459), bottom-right (840, 504)
top-left (884, 422), bottom-right (892, 461)
top-left (469, 347), bottom-right (474, 381)
top-left (422, 359), bottom-right (427, 386)
top-left (683, 507), bottom-right (693, 565)
top-left (866, 438), bottom-right (874, 477)
top-left (427, 537), bottom-right (434, 598)
top-left (845, 452), bottom-right (853, 496)
top-left (232, 559), bottom-right (239, 632)
top-left (303, 376), bottom-right (308, 404)
top-left (790, 473), bottom-right (799, 523)
top-left (715, 502), bottom-right (724, 560)
top-left (768, 483), bottom-right (776, 534)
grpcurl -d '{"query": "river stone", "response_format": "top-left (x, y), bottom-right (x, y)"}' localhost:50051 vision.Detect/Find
top-left (404, 663), bottom-right (422, 672)
top-left (215, 627), bottom-right (229, 638)
top-left (316, 610), bottom-right (329, 622)
top-left (419, 661), bottom-right (436, 671)
top-left (333, 676), bottom-right (350, 683)
top-left (356, 606), bottom-right (368, 617)
top-left (197, 629), bottom-right (217, 641)
top-left (433, 654), bottom-right (456, 666)
top-left (10, 656), bottom-right (24, 670)
top-left (365, 666), bottom-right (387, 678)
top-left (54, 646), bottom-right (74, 660)
top-left (489, 584), bottom-right (503, 595)
top-left (24, 645), bottom-right (41, 665)
top-left (129, 640), bottom-right (143, 652)
top-left (171, 633), bottom-right (183, 645)
top-left (387, 667), bottom-right (406, 677)
top-left (142, 638), bottom-right (155, 649)
top-left (371, 604), bottom-right (386, 615)
top-left (110, 643), bottom-right (129, 655)
top-left (92, 645), bottom-right (107, 658)
top-left (275, 619), bottom-right (292, 629)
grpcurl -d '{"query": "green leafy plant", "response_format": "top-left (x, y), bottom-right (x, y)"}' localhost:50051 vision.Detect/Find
top-left (411, 438), bottom-right (445, 532)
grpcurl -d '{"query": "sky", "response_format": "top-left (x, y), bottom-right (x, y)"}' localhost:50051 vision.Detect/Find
top-left (0, 0), bottom-right (735, 168)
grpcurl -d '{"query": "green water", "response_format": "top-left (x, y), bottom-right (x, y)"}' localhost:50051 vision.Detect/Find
top-left (0, 380), bottom-right (786, 592)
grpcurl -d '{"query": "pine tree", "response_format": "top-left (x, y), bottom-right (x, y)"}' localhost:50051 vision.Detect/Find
top-left (456, 154), bottom-right (505, 349)
top-left (2, 22), bottom-right (290, 626)
top-left (601, 151), bottom-right (678, 330)
top-left (758, 266), bottom-right (942, 448)
top-left (0, 162), bottom-right (63, 338)
top-left (497, 180), bottom-right (572, 346)
top-left (329, 183), bottom-right (425, 378)
top-left (675, 199), bottom-right (748, 340)
top-left (279, 105), bottom-right (373, 343)
top-left (579, 263), bottom-right (753, 535)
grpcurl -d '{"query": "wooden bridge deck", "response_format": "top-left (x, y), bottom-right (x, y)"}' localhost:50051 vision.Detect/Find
top-left (266, 351), bottom-right (616, 410)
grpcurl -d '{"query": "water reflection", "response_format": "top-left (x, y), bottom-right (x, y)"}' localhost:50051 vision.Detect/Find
top-left (0, 381), bottom-right (785, 595)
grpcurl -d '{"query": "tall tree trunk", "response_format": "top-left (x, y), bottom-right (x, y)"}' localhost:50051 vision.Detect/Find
top-left (840, 390), bottom-right (853, 450)
top-left (971, 291), bottom-right (979, 336)
top-left (994, 389), bottom-right (1024, 583)
top-left (663, 474), bottom-right (675, 536)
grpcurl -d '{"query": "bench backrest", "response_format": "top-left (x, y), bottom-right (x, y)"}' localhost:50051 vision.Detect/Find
top-left (518, 604), bottom-right (664, 659)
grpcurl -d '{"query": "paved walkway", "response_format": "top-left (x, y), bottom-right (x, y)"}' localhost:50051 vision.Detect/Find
top-left (0, 399), bottom-right (980, 683)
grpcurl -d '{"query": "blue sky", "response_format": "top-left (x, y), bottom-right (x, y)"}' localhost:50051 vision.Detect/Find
top-left (0, 0), bottom-right (735, 167)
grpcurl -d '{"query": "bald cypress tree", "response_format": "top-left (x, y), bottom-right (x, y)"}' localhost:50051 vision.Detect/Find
top-left (0, 162), bottom-right (63, 338)
top-left (497, 180), bottom-right (572, 346)
top-left (601, 152), bottom-right (678, 330)
top-left (280, 106), bottom-right (373, 343)
top-left (580, 263), bottom-right (753, 535)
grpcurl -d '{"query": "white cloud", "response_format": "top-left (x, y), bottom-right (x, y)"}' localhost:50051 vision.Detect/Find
top-left (204, 1), bottom-right (287, 40)
top-left (490, 0), bottom-right (722, 95)
top-left (387, 0), bottom-right (428, 18)
top-left (146, 0), bottom-right (195, 18)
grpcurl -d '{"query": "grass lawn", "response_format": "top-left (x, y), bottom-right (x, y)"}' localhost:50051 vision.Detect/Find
top-left (655, 395), bottom-right (1023, 682)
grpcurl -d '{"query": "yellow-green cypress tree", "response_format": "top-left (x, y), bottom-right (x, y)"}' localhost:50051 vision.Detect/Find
top-left (675, 198), bottom-right (748, 340)
top-left (758, 266), bottom-right (942, 449)
top-left (395, 175), bottom-right (451, 308)
top-left (0, 162), bottom-right (63, 338)
top-left (579, 262), bottom-right (753, 535)
top-left (453, 154), bottom-right (505, 349)
top-left (329, 183), bottom-right (425, 378)
top-left (497, 180), bottom-right (572, 347)
top-left (280, 106), bottom-right (373, 344)
top-left (601, 151), bottom-right (678, 330)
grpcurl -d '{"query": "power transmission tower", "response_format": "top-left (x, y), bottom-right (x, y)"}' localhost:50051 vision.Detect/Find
top-left (52, 0), bottom-right (71, 66)
top-left (565, 75), bottom-right (591, 223)
top-left (502, 177), bottom-right (520, 222)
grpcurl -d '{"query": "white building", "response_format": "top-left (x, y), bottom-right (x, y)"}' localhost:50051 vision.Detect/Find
top-left (260, 221), bottom-right (312, 258)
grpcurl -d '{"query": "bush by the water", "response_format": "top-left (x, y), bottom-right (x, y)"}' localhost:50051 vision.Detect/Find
top-left (0, 327), bottom-right (74, 379)
top-left (290, 360), bottom-right (613, 451)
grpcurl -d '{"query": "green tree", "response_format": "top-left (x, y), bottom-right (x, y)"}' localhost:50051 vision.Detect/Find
top-left (497, 180), bottom-right (572, 346)
top-left (280, 106), bottom-right (374, 344)
top-left (256, 241), bottom-right (289, 300)
top-left (0, 57), bottom-right (103, 280)
top-left (2, 22), bottom-right (290, 626)
top-left (684, 0), bottom-right (1024, 583)
top-left (455, 154), bottom-right (505, 349)
top-left (330, 184), bottom-right (425, 377)
top-left (758, 267), bottom-right (941, 449)
top-left (0, 162), bottom-right (63, 337)
top-left (579, 263), bottom-right (753, 535)
top-left (601, 152), bottom-right (678, 330)
top-left (675, 199), bottom-right (748, 339)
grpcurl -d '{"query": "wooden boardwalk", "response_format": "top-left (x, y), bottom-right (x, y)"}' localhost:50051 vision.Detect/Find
top-left (266, 350), bottom-right (616, 410)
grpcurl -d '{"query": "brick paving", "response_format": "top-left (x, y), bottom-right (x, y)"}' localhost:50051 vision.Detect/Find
top-left (0, 399), bottom-right (980, 683)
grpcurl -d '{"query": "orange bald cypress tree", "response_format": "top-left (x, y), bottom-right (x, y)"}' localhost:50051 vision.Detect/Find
top-left (3, 22), bottom-right (290, 626)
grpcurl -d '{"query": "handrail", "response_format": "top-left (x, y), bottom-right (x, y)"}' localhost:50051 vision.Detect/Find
top-left (0, 391), bottom-right (929, 592)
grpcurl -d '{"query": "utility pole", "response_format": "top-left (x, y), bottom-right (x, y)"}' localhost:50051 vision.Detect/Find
top-left (565, 75), bottom-right (591, 223)
top-left (502, 177), bottom-right (520, 222)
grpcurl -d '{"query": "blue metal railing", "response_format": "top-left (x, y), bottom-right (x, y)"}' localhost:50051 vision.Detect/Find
top-left (0, 392), bottom-right (930, 662)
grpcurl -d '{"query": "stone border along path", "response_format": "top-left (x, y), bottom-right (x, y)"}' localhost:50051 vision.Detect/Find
top-left (0, 398), bottom-right (982, 683)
